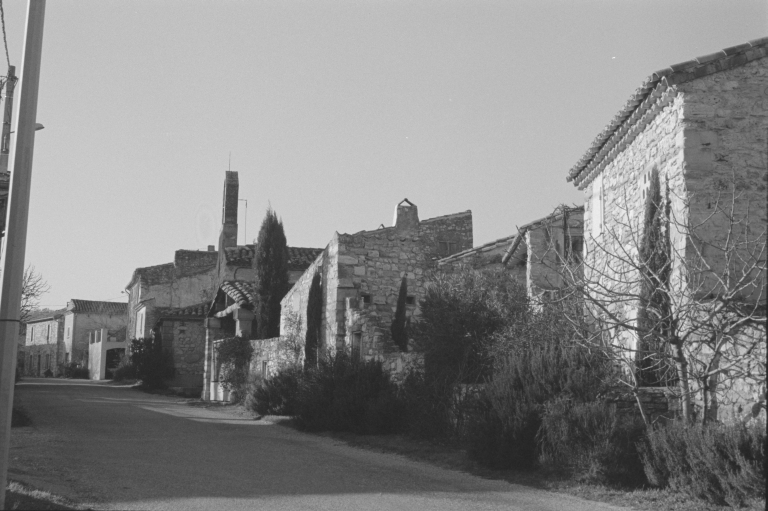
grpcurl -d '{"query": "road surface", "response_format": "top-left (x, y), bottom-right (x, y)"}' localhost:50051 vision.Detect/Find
top-left (10, 379), bottom-right (630, 511)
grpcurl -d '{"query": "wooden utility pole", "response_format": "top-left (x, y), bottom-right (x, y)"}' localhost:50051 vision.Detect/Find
top-left (0, 2), bottom-right (46, 508)
top-left (0, 65), bottom-right (16, 174)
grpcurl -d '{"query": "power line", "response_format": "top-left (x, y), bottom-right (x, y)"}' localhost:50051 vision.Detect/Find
top-left (0, 0), bottom-right (11, 70)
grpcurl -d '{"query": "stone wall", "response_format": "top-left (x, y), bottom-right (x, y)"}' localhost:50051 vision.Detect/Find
top-left (279, 204), bottom-right (473, 380)
top-left (163, 319), bottom-right (206, 380)
top-left (23, 343), bottom-right (59, 376)
top-left (679, 57), bottom-right (768, 300)
top-left (583, 94), bottom-right (687, 348)
top-left (605, 387), bottom-right (681, 424)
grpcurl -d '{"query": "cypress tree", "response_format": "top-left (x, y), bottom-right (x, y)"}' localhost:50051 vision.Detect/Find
top-left (391, 276), bottom-right (409, 352)
top-left (254, 208), bottom-right (289, 339)
top-left (305, 272), bottom-right (322, 370)
top-left (636, 169), bottom-right (673, 386)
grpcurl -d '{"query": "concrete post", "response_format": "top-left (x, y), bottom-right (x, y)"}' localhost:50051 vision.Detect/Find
top-left (0, 3), bottom-right (46, 507)
top-left (202, 317), bottom-right (221, 401)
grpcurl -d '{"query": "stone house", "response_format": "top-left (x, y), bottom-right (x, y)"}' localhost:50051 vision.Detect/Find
top-left (198, 171), bottom-right (322, 400)
top-left (126, 248), bottom-right (218, 340)
top-left (437, 205), bottom-right (584, 301)
top-left (567, 38), bottom-right (767, 420)
top-left (22, 308), bottom-right (66, 376)
top-left (274, 200), bottom-right (472, 377)
top-left (151, 302), bottom-right (209, 389)
top-left (63, 300), bottom-right (128, 367)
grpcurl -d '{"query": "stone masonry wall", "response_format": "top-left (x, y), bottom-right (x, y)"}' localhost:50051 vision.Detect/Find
top-left (167, 319), bottom-right (206, 377)
top-left (279, 248), bottom-right (330, 352)
top-left (679, 57), bottom-right (768, 300)
top-left (584, 94), bottom-right (686, 348)
top-left (335, 211), bottom-right (473, 357)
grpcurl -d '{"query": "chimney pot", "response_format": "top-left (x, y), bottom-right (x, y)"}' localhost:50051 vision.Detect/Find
top-left (208, 245), bottom-right (215, 252)
top-left (393, 199), bottom-right (419, 231)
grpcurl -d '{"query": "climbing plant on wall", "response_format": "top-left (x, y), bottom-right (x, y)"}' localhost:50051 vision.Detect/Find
top-left (216, 335), bottom-right (254, 402)
top-left (254, 208), bottom-right (289, 339)
top-left (391, 276), bottom-right (409, 352)
top-left (305, 272), bottom-right (323, 370)
top-left (636, 168), bottom-right (675, 387)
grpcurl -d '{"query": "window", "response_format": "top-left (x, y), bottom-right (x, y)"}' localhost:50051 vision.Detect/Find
top-left (46, 325), bottom-right (50, 341)
top-left (361, 294), bottom-right (371, 305)
top-left (45, 353), bottom-right (50, 370)
top-left (66, 327), bottom-right (70, 339)
top-left (352, 332), bottom-right (362, 360)
top-left (438, 241), bottom-right (458, 257)
top-left (65, 353), bottom-right (69, 364)
top-left (261, 361), bottom-right (268, 378)
top-left (405, 296), bottom-right (415, 306)
top-left (591, 173), bottom-right (604, 238)
top-left (566, 236), bottom-right (584, 265)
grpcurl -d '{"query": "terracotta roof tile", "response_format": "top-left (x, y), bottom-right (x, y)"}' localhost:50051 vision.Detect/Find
top-left (154, 302), bottom-right (208, 321)
top-left (567, 38), bottom-right (768, 188)
top-left (224, 244), bottom-right (322, 271)
top-left (24, 308), bottom-right (67, 324)
top-left (221, 281), bottom-right (258, 306)
top-left (67, 300), bottom-right (128, 315)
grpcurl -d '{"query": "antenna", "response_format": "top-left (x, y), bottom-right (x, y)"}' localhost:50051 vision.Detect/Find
top-left (228, 151), bottom-right (231, 172)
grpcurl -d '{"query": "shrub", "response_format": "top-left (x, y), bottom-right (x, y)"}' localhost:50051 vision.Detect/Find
top-left (60, 362), bottom-right (89, 379)
top-left (538, 398), bottom-right (646, 485)
top-left (215, 336), bottom-right (253, 402)
top-left (112, 355), bottom-right (137, 381)
top-left (294, 351), bottom-right (404, 435)
top-left (246, 365), bottom-right (303, 416)
top-left (471, 326), bottom-right (614, 471)
top-left (43, 368), bottom-right (53, 378)
top-left (130, 338), bottom-right (174, 389)
top-left (399, 369), bottom-right (456, 440)
top-left (641, 419), bottom-right (766, 507)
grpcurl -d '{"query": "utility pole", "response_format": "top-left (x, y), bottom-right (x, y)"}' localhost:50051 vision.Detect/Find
top-left (0, 65), bottom-right (16, 174)
top-left (0, 2), bottom-right (46, 508)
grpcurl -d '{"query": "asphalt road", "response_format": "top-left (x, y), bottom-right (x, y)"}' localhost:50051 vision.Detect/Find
top-left (10, 379), bottom-right (631, 511)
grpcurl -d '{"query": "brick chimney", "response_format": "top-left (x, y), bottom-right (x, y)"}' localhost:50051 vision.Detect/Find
top-left (219, 171), bottom-right (239, 252)
top-left (393, 199), bottom-right (419, 231)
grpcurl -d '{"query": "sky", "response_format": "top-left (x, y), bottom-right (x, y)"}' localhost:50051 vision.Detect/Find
top-left (0, 0), bottom-right (764, 309)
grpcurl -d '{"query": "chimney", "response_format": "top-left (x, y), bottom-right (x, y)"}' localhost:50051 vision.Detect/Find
top-left (208, 245), bottom-right (215, 252)
top-left (393, 199), bottom-right (419, 231)
top-left (219, 171), bottom-right (239, 251)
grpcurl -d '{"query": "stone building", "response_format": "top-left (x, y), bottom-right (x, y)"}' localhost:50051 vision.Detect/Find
top-left (567, 38), bottom-right (767, 420)
top-left (151, 302), bottom-right (208, 389)
top-left (126, 248), bottom-right (218, 340)
top-left (63, 300), bottom-right (128, 367)
top-left (198, 171), bottom-right (322, 400)
top-left (438, 205), bottom-right (584, 301)
top-left (275, 200), bottom-right (472, 374)
top-left (22, 308), bottom-right (66, 376)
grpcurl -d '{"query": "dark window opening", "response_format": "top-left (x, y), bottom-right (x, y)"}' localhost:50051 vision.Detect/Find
top-left (566, 236), bottom-right (584, 264)
top-left (361, 294), bottom-right (372, 304)
top-left (438, 241), bottom-right (458, 257)
top-left (405, 296), bottom-right (415, 306)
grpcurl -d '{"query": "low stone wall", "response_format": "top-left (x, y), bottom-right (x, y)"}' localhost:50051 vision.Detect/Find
top-left (604, 387), bottom-right (680, 424)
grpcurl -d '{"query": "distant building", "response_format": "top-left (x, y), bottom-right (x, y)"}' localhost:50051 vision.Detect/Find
top-left (438, 205), bottom-right (584, 301)
top-left (63, 300), bottom-right (128, 367)
top-left (263, 200), bottom-right (472, 381)
top-left (125, 248), bottom-right (219, 341)
top-left (23, 308), bottom-right (66, 376)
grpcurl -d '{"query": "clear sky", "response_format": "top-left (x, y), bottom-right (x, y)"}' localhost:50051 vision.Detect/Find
top-left (0, 0), bottom-right (764, 309)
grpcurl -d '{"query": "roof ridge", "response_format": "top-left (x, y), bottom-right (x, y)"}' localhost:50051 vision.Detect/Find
top-left (420, 210), bottom-right (472, 223)
top-left (567, 37), bottom-right (768, 187)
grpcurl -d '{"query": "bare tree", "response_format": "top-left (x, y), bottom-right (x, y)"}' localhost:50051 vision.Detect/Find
top-left (537, 171), bottom-right (766, 424)
top-left (19, 265), bottom-right (50, 323)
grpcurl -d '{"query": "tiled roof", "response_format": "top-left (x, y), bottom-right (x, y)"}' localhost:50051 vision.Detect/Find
top-left (154, 302), bottom-right (208, 321)
top-left (567, 37), bottom-right (768, 189)
top-left (224, 244), bottom-right (323, 271)
top-left (67, 300), bottom-right (128, 315)
top-left (24, 308), bottom-right (66, 324)
top-left (288, 247), bottom-right (324, 271)
top-left (221, 281), bottom-right (258, 306)
top-left (438, 234), bottom-right (518, 265)
top-left (126, 262), bottom-right (174, 288)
